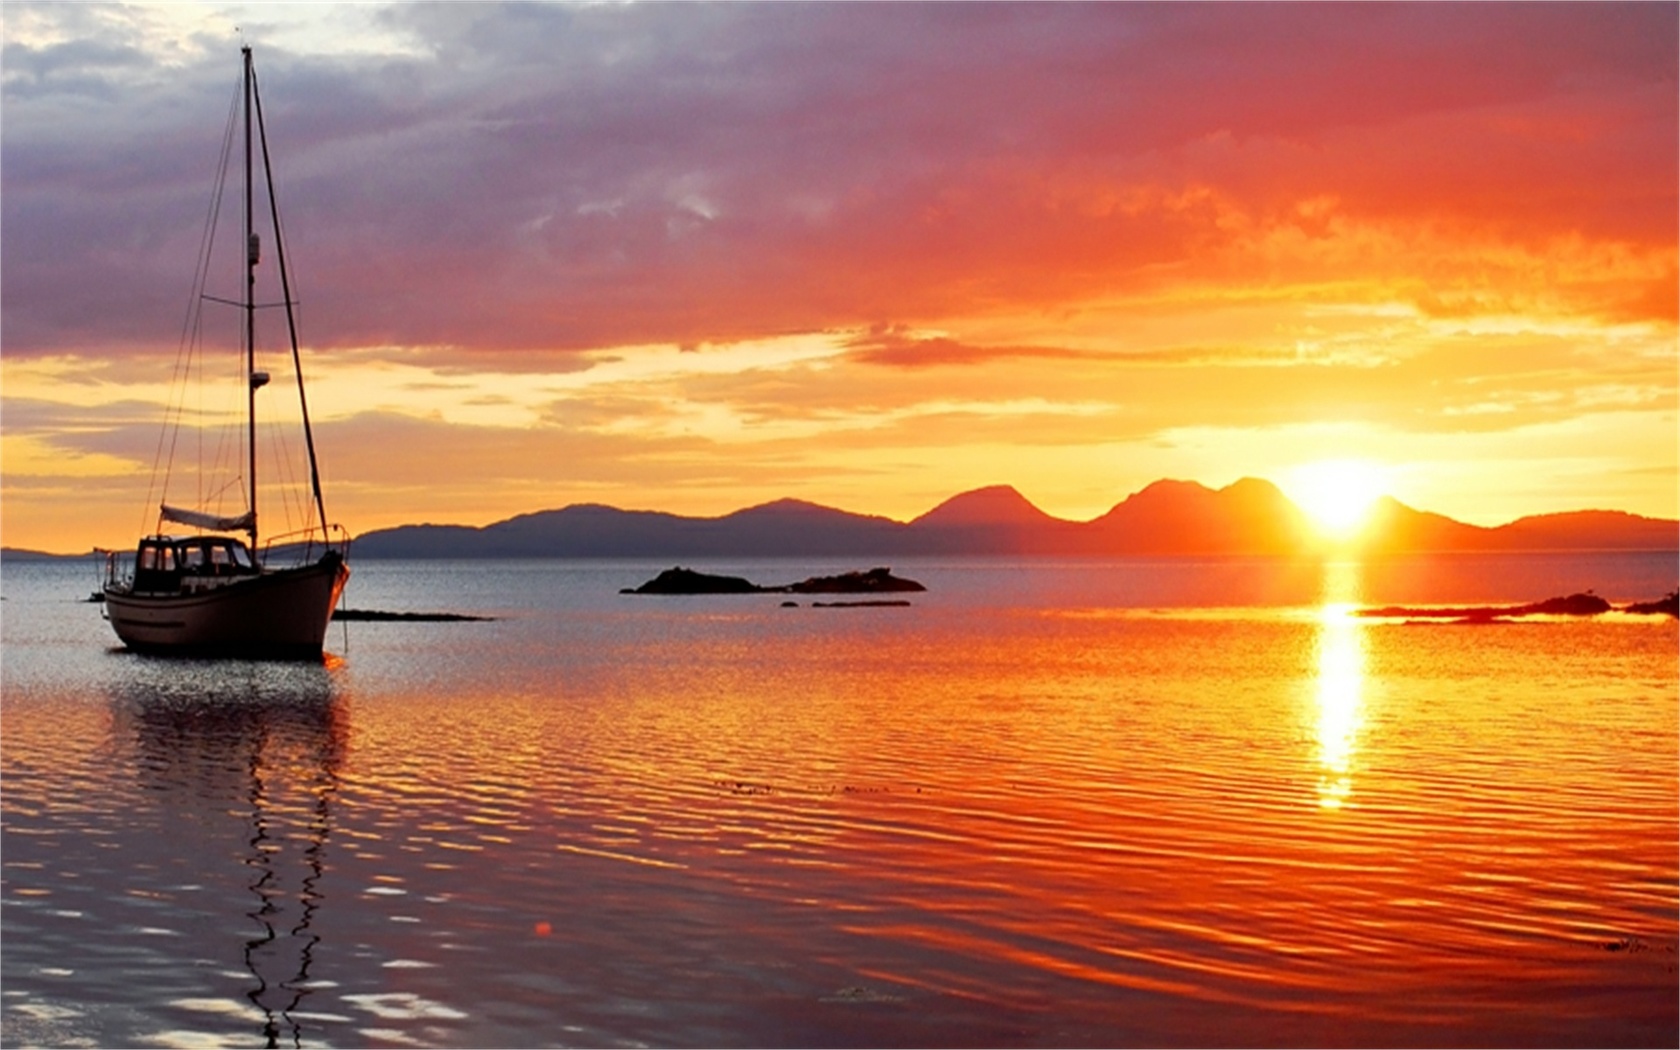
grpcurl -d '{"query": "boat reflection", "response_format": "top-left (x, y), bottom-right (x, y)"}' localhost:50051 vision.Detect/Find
top-left (1313, 562), bottom-right (1367, 810)
top-left (109, 659), bottom-right (348, 1048)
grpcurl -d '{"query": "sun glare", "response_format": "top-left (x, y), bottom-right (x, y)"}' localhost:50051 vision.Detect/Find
top-left (1286, 459), bottom-right (1388, 537)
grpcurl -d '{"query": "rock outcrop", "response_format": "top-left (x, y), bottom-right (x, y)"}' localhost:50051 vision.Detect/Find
top-left (623, 566), bottom-right (926, 595)
top-left (784, 568), bottom-right (925, 594)
top-left (621, 567), bottom-right (762, 594)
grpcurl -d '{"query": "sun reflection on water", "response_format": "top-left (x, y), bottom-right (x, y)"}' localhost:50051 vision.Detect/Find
top-left (1314, 561), bottom-right (1367, 810)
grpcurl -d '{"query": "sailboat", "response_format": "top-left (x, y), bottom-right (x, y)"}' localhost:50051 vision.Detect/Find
top-left (103, 47), bottom-right (349, 658)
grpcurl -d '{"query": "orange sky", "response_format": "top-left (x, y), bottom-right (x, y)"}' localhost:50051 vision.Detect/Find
top-left (3, 3), bottom-right (1675, 554)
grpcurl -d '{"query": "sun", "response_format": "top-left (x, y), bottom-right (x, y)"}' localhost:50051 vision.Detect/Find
top-left (1284, 459), bottom-right (1389, 538)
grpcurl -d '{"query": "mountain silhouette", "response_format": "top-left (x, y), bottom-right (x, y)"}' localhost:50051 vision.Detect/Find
top-left (1359, 500), bottom-right (1678, 553)
top-left (340, 478), bottom-right (1679, 559)
top-left (357, 499), bottom-right (910, 559)
top-left (909, 485), bottom-right (1082, 553)
top-left (1087, 478), bottom-right (1315, 555)
top-left (912, 485), bottom-right (1052, 527)
top-left (11, 478), bottom-right (1672, 561)
top-left (1361, 497), bottom-right (1487, 554)
top-left (1491, 510), bottom-right (1678, 551)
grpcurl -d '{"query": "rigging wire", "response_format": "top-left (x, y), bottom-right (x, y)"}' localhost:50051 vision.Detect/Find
top-left (136, 53), bottom-right (335, 556)
top-left (252, 62), bottom-right (332, 540)
top-left (145, 71), bottom-right (243, 537)
top-left (263, 411), bottom-right (308, 547)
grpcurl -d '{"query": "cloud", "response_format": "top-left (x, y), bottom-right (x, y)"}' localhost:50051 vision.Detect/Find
top-left (843, 329), bottom-right (1101, 370)
top-left (4, 2), bottom-right (1673, 361)
top-left (4, 3), bottom-right (1675, 551)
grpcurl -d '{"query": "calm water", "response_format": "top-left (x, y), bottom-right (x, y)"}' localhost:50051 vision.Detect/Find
top-left (3, 554), bottom-right (1676, 1048)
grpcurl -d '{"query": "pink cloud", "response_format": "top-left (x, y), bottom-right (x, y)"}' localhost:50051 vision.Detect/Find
top-left (3, 2), bottom-right (1673, 363)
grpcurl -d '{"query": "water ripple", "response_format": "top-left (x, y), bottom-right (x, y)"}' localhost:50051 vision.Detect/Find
top-left (4, 557), bottom-right (1675, 1046)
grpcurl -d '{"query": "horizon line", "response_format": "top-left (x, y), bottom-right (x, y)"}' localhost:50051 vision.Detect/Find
top-left (14, 474), bottom-right (1676, 558)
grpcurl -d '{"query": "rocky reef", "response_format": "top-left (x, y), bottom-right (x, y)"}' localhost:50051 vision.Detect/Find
top-left (1358, 590), bottom-right (1677, 623)
top-left (783, 567), bottom-right (926, 594)
top-left (623, 566), bottom-right (926, 596)
top-left (1623, 591), bottom-right (1680, 617)
top-left (621, 567), bottom-right (761, 595)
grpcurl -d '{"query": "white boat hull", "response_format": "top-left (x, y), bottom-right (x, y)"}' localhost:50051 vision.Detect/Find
top-left (105, 554), bottom-right (349, 658)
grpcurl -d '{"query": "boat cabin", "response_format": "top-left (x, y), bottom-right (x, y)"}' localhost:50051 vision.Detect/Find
top-left (131, 536), bottom-right (260, 593)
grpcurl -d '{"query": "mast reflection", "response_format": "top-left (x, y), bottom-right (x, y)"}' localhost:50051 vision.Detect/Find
top-left (110, 659), bottom-right (348, 1048)
top-left (1313, 562), bottom-right (1367, 810)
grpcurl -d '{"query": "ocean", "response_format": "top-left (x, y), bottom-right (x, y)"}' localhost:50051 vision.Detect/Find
top-left (2, 552), bottom-right (1676, 1047)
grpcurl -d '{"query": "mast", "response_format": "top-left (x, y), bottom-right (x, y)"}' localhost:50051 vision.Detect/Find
top-left (252, 61), bottom-right (330, 542)
top-left (242, 45), bottom-right (259, 551)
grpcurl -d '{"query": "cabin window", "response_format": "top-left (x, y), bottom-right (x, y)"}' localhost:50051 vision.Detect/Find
top-left (158, 547), bottom-right (176, 572)
top-left (231, 545), bottom-right (254, 569)
top-left (181, 546), bottom-right (206, 571)
top-left (210, 545), bottom-right (232, 568)
top-left (138, 547), bottom-right (158, 571)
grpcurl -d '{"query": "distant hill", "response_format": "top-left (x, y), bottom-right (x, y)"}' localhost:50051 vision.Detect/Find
top-left (355, 499), bottom-right (910, 559)
top-left (0, 547), bottom-right (98, 562)
top-left (13, 480), bottom-right (1670, 560)
top-left (1358, 500), bottom-right (1678, 553)
top-left (346, 479), bottom-right (1680, 559)
top-left (1362, 497), bottom-right (1490, 554)
top-left (1491, 510), bottom-right (1678, 551)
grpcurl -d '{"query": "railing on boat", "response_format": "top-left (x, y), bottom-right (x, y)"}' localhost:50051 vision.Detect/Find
top-left (259, 523), bottom-right (353, 570)
top-left (99, 523), bottom-right (352, 590)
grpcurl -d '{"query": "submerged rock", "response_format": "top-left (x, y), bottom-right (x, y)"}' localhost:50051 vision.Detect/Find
top-left (333, 608), bottom-right (495, 622)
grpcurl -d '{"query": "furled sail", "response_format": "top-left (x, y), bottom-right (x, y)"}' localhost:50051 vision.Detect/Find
top-left (161, 504), bottom-right (256, 533)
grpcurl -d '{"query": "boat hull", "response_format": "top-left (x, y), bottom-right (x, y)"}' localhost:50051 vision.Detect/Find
top-left (105, 553), bottom-right (349, 658)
